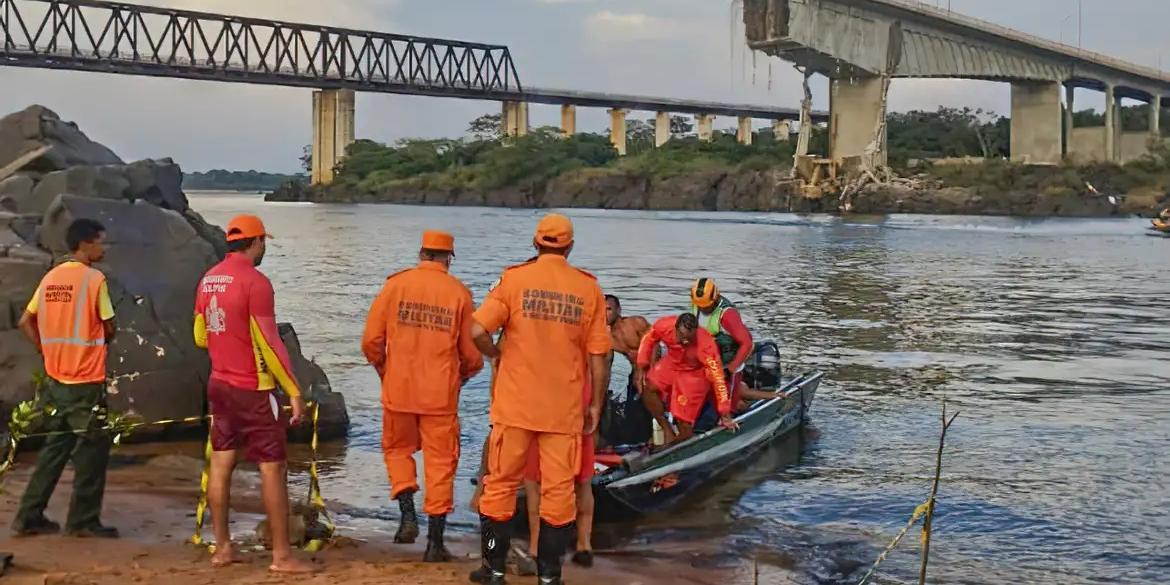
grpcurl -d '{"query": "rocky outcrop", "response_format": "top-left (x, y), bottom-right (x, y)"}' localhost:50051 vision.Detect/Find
top-left (269, 164), bottom-right (1165, 218)
top-left (0, 106), bottom-right (348, 441)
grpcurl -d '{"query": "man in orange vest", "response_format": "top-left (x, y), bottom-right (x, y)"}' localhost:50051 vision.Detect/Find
top-left (470, 214), bottom-right (611, 585)
top-left (361, 230), bottom-right (483, 562)
top-left (193, 214), bottom-right (314, 573)
top-left (13, 218), bottom-right (118, 538)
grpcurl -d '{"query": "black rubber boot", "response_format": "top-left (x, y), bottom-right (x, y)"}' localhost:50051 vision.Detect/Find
top-left (394, 490), bottom-right (419, 544)
top-left (536, 520), bottom-right (574, 585)
top-left (469, 515), bottom-right (510, 584)
top-left (423, 514), bottom-right (452, 563)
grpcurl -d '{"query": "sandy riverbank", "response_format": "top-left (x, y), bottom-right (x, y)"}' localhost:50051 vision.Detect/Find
top-left (0, 443), bottom-right (790, 585)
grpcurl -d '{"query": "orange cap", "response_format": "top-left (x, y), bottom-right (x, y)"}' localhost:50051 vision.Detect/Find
top-left (421, 230), bottom-right (455, 252)
top-left (225, 214), bottom-right (272, 242)
top-left (534, 213), bottom-right (574, 249)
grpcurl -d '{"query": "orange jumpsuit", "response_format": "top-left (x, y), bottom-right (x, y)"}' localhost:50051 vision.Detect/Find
top-left (637, 315), bottom-right (731, 424)
top-left (474, 254), bottom-right (610, 527)
top-left (361, 260), bottom-right (484, 516)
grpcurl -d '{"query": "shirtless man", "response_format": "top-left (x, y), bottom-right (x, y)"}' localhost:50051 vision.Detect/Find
top-left (606, 295), bottom-right (651, 385)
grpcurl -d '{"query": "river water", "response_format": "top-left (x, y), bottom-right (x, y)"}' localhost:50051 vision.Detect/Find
top-left (190, 192), bottom-right (1169, 585)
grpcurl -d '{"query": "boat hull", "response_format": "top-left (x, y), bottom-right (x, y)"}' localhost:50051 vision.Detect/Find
top-left (592, 371), bottom-right (822, 519)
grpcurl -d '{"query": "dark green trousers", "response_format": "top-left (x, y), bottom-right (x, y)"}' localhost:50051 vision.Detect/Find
top-left (14, 380), bottom-right (110, 531)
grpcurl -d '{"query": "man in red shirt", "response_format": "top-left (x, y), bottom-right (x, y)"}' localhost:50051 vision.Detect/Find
top-left (193, 214), bottom-right (314, 573)
top-left (637, 313), bottom-right (738, 444)
top-left (690, 278), bottom-right (755, 410)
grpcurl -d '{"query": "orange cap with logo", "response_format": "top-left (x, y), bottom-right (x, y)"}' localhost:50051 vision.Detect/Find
top-left (534, 213), bottom-right (574, 249)
top-left (421, 230), bottom-right (455, 252)
top-left (225, 214), bottom-right (273, 242)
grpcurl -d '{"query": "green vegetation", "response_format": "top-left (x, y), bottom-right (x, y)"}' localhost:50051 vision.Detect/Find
top-left (321, 107), bottom-right (1168, 201)
top-left (184, 169), bottom-right (306, 191)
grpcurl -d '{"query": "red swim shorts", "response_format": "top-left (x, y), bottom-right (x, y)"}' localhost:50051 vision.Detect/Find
top-left (207, 379), bottom-right (287, 463)
top-left (647, 361), bottom-right (711, 425)
top-left (525, 432), bottom-right (595, 484)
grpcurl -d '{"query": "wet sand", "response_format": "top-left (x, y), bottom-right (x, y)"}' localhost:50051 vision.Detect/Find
top-left (0, 444), bottom-right (788, 585)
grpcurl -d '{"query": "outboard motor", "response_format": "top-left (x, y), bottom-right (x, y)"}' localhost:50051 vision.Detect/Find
top-left (743, 341), bottom-right (782, 390)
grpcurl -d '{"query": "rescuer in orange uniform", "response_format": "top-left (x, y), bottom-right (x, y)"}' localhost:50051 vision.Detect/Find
top-left (469, 214), bottom-right (611, 585)
top-left (360, 230), bottom-right (483, 563)
top-left (13, 219), bottom-right (118, 538)
top-left (638, 313), bottom-right (738, 444)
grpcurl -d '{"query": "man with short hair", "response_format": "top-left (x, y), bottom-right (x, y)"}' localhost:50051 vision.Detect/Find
top-left (13, 218), bottom-right (118, 538)
top-left (637, 313), bottom-right (738, 444)
top-left (361, 230), bottom-right (483, 562)
top-left (193, 214), bottom-right (314, 573)
top-left (470, 213), bottom-right (611, 585)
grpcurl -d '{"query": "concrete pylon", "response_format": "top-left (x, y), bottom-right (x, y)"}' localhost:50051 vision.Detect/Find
top-left (609, 108), bottom-right (628, 155)
top-left (736, 117), bottom-right (753, 145)
top-left (772, 119), bottom-right (791, 142)
top-left (1150, 96), bottom-right (1162, 139)
top-left (1010, 81), bottom-right (1062, 165)
top-left (829, 76), bottom-right (887, 166)
top-left (560, 104), bottom-right (577, 136)
top-left (311, 88), bottom-right (355, 186)
top-left (655, 111), bottom-right (671, 147)
top-left (1104, 85), bottom-right (1117, 162)
top-left (1063, 84), bottom-right (1075, 159)
top-left (502, 101), bottom-right (529, 137)
top-left (696, 114), bottom-right (714, 142)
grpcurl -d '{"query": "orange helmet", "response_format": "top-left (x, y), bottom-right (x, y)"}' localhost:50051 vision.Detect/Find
top-left (690, 277), bottom-right (719, 311)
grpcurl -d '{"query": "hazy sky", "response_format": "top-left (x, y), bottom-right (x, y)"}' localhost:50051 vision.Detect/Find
top-left (1, 0), bottom-right (1167, 173)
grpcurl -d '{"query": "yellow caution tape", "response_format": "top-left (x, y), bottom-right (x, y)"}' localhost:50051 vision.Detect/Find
top-left (189, 420), bottom-right (213, 547)
top-left (189, 402), bottom-right (334, 552)
top-left (855, 499), bottom-right (932, 585)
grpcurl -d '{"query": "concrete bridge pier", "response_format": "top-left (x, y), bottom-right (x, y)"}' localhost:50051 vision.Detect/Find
top-left (829, 76), bottom-right (887, 167)
top-left (1105, 85), bottom-right (1118, 162)
top-left (696, 114), bottom-right (715, 142)
top-left (560, 104), bottom-right (576, 136)
top-left (773, 119), bottom-right (791, 142)
top-left (655, 111), bottom-right (671, 147)
top-left (1063, 84), bottom-right (1075, 158)
top-left (609, 108), bottom-right (628, 155)
top-left (502, 101), bottom-right (529, 137)
top-left (1150, 97), bottom-right (1162, 141)
top-left (311, 88), bottom-right (355, 185)
top-left (737, 117), bottom-right (753, 145)
top-left (1010, 81), bottom-right (1062, 165)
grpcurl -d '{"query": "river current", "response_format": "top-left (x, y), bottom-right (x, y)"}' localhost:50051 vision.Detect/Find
top-left (190, 193), bottom-right (1169, 584)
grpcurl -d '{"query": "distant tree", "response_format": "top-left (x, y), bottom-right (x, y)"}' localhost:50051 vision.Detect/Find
top-left (624, 118), bottom-right (657, 155)
top-left (670, 115), bottom-right (694, 136)
top-left (468, 113), bottom-right (503, 141)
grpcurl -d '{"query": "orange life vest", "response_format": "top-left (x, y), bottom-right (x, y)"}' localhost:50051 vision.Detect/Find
top-left (37, 262), bottom-right (109, 384)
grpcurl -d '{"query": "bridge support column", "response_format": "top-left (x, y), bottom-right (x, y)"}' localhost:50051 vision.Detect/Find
top-left (655, 111), bottom-right (671, 147)
top-left (560, 105), bottom-right (576, 136)
top-left (1063, 84), bottom-right (1075, 159)
top-left (502, 101), bottom-right (529, 137)
top-left (1150, 96), bottom-right (1162, 140)
top-left (737, 117), bottom-right (753, 145)
top-left (1105, 85), bottom-right (1118, 162)
top-left (1010, 81), bottom-right (1062, 165)
top-left (609, 108), bottom-right (628, 155)
top-left (311, 89), bottom-right (355, 186)
top-left (696, 114), bottom-right (714, 142)
top-left (829, 76), bottom-right (886, 166)
top-left (773, 119), bottom-right (791, 142)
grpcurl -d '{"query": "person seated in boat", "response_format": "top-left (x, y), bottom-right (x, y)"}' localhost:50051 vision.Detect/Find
top-left (637, 313), bottom-right (739, 444)
top-left (690, 278), bottom-right (780, 414)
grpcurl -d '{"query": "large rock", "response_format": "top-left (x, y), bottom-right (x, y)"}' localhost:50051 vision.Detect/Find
top-left (126, 158), bottom-right (187, 212)
top-left (24, 165), bottom-right (130, 215)
top-left (0, 106), bottom-right (122, 173)
top-left (0, 105), bottom-right (348, 442)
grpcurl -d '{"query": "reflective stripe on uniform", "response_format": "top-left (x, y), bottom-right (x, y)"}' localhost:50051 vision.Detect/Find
top-left (39, 267), bottom-right (104, 348)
